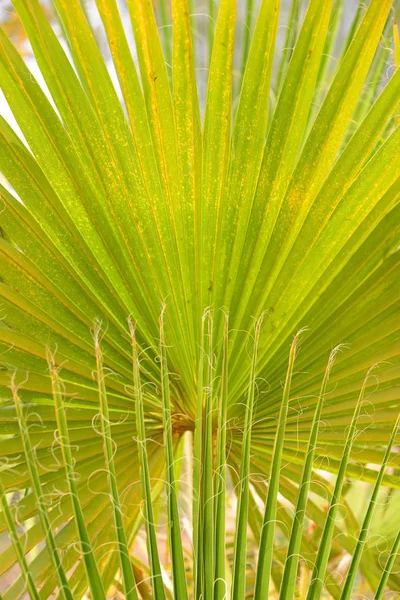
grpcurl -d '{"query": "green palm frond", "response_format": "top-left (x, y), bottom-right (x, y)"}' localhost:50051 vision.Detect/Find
top-left (0, 0), bottom-right (399, 598)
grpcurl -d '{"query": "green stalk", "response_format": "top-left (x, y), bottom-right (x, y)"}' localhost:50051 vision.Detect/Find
top-left (11, 375), bottom-right (73, 600)
top-left (194, 312), bottom-right (206, 600)
top-left (202, 311), bottom-right (215, 600)
top-left (374, 528), bottom-right (400, 600)
top-left (129, 319), bottom-right (166, 600)
top-left (339, 414), bottom-right (400, 600)
top-left (159, 308), bottom-right (188, 599)
top-left (48, 353), bottom-right (106, 600)
top-left (94, 322), bottom-right (139, 600)
top-left (0, 476), bottom-right (40, 600)
top-left (232, 315), bottom-right (263, 600)
top-left (305, 367), bottom-right (376, 600)
top-left (254, 329), bottom-right (304, 600)
top-left (279, 345), bottom-right (341, 600)
top-left (214, 313), bottom-right (229, 600)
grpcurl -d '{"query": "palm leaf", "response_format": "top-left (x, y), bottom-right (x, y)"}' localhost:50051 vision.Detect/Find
top-left (0, 0), bottom-right (399, 597)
